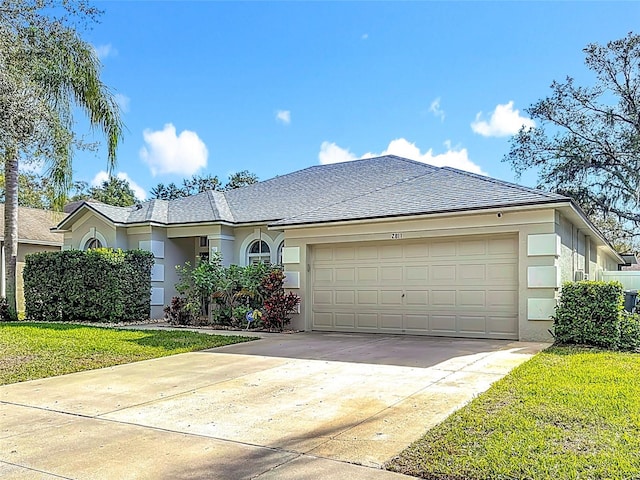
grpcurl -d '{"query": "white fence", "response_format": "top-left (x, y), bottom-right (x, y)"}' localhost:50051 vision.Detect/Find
top-left (600, 271), bottom-right (640, 290)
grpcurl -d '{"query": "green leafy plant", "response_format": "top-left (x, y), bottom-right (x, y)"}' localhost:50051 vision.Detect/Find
top-left (619, 312), bottom-right (640, 352)
top-left (23, 249), bottom-right (153, 323)
top-left (261, 269), bottom-right (300, 331)
top-left (553, 281), bottom-right (624, 349)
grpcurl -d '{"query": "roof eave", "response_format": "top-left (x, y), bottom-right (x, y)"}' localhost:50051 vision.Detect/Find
top-left (269, 199), bottom-right (569, 229)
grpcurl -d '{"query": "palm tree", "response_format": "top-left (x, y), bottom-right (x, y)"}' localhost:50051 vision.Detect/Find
top-left (0, 16), bottom-right (122, 317)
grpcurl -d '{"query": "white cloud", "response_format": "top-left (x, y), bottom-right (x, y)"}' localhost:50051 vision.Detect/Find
top-left (471, 101), bottom-right (535, 137)
top-left (429, 97), bottom-right (445, 122)
top-left (114, 93), bottom-right (130, 113)
top-left (275, 110), bottom-right (291, 125)
top-left (91, 171), bottom-right (147, 201)
top-left (318, 141), bottom-right (357, 165)
top-left (361, 33), bottom-right (369, 40)
top-left (318, 138), bottom-right (485, 175)
top-left (139, 123), bottom-right (208, 176)
top-left (93, 43), bottom-right (117, 60)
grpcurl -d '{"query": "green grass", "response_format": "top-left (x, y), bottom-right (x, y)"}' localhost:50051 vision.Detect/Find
top-left (0, 322), bottom-right (256, 385)
top-left (387, 346), bottom-right (640, 480)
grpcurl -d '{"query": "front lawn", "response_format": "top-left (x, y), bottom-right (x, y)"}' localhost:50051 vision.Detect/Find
top-left (0, 322), bottom-right (256, 385)
top-left (388, 346), bottom-right (640, 480)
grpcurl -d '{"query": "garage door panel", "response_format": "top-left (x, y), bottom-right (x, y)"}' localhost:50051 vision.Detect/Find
top-left (335, 247), bottom-right (355, 260)
top-left (405, 314), bottom-right (429, 331)
top-left (381, 266), bottom-right (403, 281)
top-left (381, 244), bottom-right (403, 259)
top-left (357, 290), bottom-right (378, 305)
top-left (431, 314), bottom-right (457, 332)
top-left (357, 267), bottom-right (378, 282)
top-left (314, 247), bottom-right (334, 261)
top-left (311, 234), bottom-right (518, 339)
top-left (487, 290), bottom-right (518, 309)
top-left (406, 265), bottom-right (428, 281)
top-left (335, 290), bottom-right (355, 305)
top-left (405, 290), bottom-right (428, 305)
top-left (314, 268), bottom-right (333, 283)
top-left (431, 290), bottom-right (456, 307)
top-left (487, 315), bottom-right (518, 335)
top-left (357, 245), bottom-right (378, 260)
top-left (459, 264), bottom-right (486, 282)
top-left (488, 237), bottom-right (518, 255)
top-left (458, 290), bottom-right (486, 307)
top-left (313, 290), bottom-right (333, 305)
top-left (458, 239), bottom-right (486, 256)
top-left (487, 263), bottom-right (518, 282)
top-left (459, 315), bottom-right (487, 334)
top-left (381, 290), bottom-right (403, 305)
top-left (381, 314), bottom-right (403, 329)
top-left (357, 313), bottom-right (378, 328)
top-left (431, 241), bottom-right (456, 257)
top-left (335, 313), bottom-right (355, 327)
top-left (431, 265), bottom-right (456, 282)
top-left (335, 268), bottom-right (355, 282)
top-left (313, 312), bottom-right (333, 327)
top-left (404, 243), bottom-right (429, 258)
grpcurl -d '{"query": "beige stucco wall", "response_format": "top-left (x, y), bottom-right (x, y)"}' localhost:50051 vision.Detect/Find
top-left (67, 212), bottom-right (117, 250)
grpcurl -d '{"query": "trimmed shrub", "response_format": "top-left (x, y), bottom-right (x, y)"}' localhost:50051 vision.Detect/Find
top-left (24, 249), bottom-right (154, 323)
top-left (553, 281), bottom-right (624, 349)
top-left (619, 312), bottom-right (640, 352)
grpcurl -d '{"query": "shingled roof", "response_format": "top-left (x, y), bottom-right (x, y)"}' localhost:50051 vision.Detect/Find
top-left (60, 155), bottom-right (570, 228)
top-left (0, 205), bottom-right (65, 244)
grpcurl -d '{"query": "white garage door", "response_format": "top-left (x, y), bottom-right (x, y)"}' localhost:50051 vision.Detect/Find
top-left (311, 234), bottom-right (519, 339)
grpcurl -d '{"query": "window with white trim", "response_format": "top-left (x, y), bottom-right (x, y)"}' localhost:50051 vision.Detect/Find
top-left (277, 241), bottom-right (285, 265)
top-left (84, 238), bottom-right (103, 250)
top-left (247, 240), bottom-right (270, 265)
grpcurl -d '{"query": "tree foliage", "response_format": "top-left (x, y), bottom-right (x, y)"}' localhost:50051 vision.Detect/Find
top-left (224, 170), bottom-right (259, 191)
top-left (505, 33), bottom-right (640, 250)
top-left (72, 176), bottom-right (138, 207)
top-left (0, 0), bottom-right (122, 317)
top-left (150, 171), bottom-right (258, 200)
top-left (0, 171), bottom-right (54, 209)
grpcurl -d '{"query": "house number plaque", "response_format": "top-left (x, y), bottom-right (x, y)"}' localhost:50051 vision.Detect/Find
top-left (391, 233), bottom-right (403, 239)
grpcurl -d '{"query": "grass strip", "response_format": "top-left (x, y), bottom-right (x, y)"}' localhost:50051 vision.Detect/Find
top-left (0, 322), bottom-right (256, 385)
top-left (387, 346), bottom-right (640, 480)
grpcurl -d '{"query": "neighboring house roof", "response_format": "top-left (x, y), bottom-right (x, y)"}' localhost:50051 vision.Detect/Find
top-left (56, 155), bottom-right (570, 230)
top-left (0, 204), bottom-right (66, 245)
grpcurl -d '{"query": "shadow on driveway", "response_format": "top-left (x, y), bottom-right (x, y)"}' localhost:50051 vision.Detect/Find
top-left (212, 331), bottom-right (533, 369)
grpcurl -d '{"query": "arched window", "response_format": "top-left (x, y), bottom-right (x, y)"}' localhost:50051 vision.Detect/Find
top-left (247, 240), bottom-right (270, 265)
top-left (84, 237), bottom-right (103, 250)
top-left (277, 241), bottom-right (285, 265)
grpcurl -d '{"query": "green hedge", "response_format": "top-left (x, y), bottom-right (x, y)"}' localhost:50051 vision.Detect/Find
top-left (23, 249), bottom-right (154, 323)
top-left (554, 281), bottom-right (624, 349)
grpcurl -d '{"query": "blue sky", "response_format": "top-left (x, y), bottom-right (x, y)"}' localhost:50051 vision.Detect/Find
top-left (69, 1), bottom-right (640, 200)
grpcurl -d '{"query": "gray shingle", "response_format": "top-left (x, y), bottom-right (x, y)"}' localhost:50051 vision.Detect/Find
top-left (271, 165), bottom-right (568, 226)
top-left (62, 156), bottom-right (569, 228)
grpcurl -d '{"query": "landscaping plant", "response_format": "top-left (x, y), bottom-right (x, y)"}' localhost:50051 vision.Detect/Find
top-left (170, 256), bottom-right (299, 330)
top-left (553, 280), bottom-right (639, 351)
top-left (23, 249), bottom-right (154, 323)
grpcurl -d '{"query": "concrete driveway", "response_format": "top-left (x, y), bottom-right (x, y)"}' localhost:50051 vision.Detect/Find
top-left (0, 332), bottom-right (547, 479)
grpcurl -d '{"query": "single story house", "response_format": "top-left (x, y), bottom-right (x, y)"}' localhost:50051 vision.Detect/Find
top-left (53, 155), bottom-right (623, 341)
top-left (0, 205), bottom-right (66, 313)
